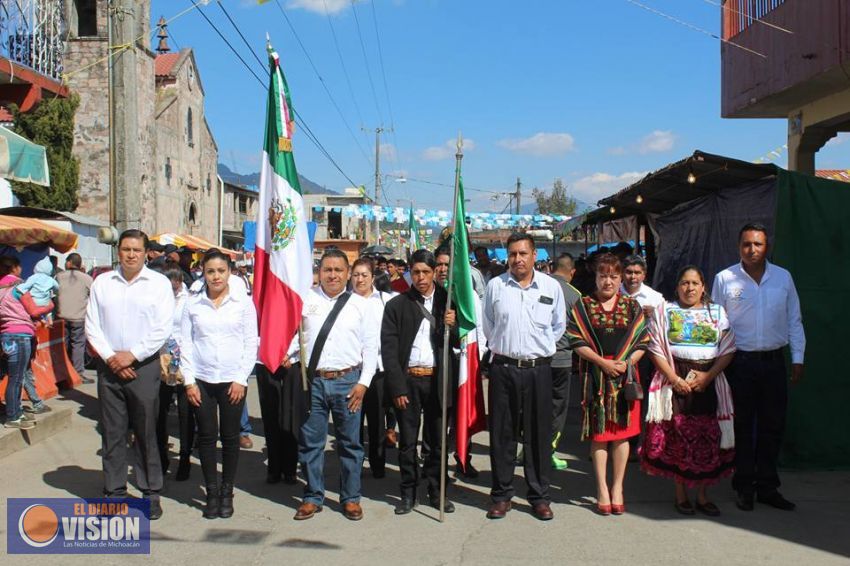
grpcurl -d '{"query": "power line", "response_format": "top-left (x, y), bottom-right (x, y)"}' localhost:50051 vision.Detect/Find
top-left (368, 0), bottom-right (403, 182)
top-left (269, 0), bottom-right (374, 168)
top-left (323, 0), bottom-right (366, 130)
top-left (350, 0), bottom-right (384, 125)
top-left (187, 0), bottom-right (359, 189)
top-left (215, 0), bottom-right (267, 70)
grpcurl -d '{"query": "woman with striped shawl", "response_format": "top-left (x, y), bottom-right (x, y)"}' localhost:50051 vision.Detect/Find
top-left (641, 265), bottom-right (736, 517)
top-left (567, 254), bottom-right (649, 515)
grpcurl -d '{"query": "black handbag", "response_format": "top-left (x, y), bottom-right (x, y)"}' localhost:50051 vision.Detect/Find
top-left (623, 362), bottom-right (644, 401)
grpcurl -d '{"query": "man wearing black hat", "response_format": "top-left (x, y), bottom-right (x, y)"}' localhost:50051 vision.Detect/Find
top-left (147, 242), bottom-right (165, 264)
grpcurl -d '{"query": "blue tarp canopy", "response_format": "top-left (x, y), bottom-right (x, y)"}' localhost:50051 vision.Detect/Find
top-left (491, 247), bottom-right (550, 262)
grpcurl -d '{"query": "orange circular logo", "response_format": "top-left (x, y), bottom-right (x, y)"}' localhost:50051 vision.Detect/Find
top-left (18, 504), bottom-right (59, 547)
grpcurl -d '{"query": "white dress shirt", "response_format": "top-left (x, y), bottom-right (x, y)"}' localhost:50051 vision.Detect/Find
top-left (622, 282), bottom-right (665, 310)
top-left (483, 270), bottom-right (566, 359)
top-left (85, 266), bottom-right (175, 362)
top-left (364, 288), bottom-right (395, 372)
top-left (290, 286), bottom-right (379, 387)
top-left (189, 274), bottom-right (248, 296)
top-left (180, 289), bottom-right (258, 387)
top-left (712, 261), bottom-right (805, 364)
top-left (408, 290), bottom-right (436, 368)
top-left (171, 287), bottom-right (188, 340)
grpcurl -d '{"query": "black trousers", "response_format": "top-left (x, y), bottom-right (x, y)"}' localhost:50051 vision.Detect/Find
top-left (97, 355), bottom-right (162, 497)
top-left (63, 319), bottom-right (87, 375)
top-left (551, 366), bottom-right (572, 447)
top-left (725, 352), bottom-right (788, 495)
top-left (256, 365), bottom-right (303, 478)
top-left (195, 380), bottom-right (244, 487)
top-left (488, 363), bottom-right (552, 504)
top-left (361, 371), bottom-right (387, 475)
top-left (396, 375), bottom-right (443, 499)
top-left (156, 382), bottom-right (195, 466)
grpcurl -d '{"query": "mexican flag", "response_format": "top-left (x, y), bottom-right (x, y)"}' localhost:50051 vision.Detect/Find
top-left (408, 205), bottom-right (419, 251)
top-left (253, 45), bottom-right (312, 371)
top-left (450, 176), bottom-right (487, 470)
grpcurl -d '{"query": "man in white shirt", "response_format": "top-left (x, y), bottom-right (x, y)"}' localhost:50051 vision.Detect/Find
top-left (712, 223), bottom-right (805, 512)
top-left (382, 249), bottom-right (457, 515)
top-left (85, 230), bottom-right (175, 520)
top-left (621, 254), bottom-right (664, 314)
top-left (291, 249), bottom-right (378, 522)
top-left (483, 233), bottom-right (566, 521)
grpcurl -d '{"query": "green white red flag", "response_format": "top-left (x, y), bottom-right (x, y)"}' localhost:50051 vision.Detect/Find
top-left (450, 176), bottom-right (487, 469)
top-left (253, 44), bottom-right (312, 371)
top-left (408, 205), bottom-right (419, 251)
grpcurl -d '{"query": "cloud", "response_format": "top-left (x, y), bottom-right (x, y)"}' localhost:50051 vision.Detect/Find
top-left (497, 132), bottom-right (576, 157)
top-left (608, 130), bottom-right (676, 155)
top-left (422, 138), bottom-right (476, 161)
top-left (284, 0), bottom-right (359, 15)
top-left (570, 171), bottom-right (647, 204)
top-left (825, 132), bottom-right (850, 147)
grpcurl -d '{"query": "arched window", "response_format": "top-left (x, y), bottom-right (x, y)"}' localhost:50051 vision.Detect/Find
top-left (187, 108), bottom-right (194, 147)
top-left (189, 202), bottom-right (197, 225)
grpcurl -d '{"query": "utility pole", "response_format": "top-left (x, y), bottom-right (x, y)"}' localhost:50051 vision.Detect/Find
top-left (373, 127), bottom-right (382, 244)
top-left (109, 0), bottom-right (141, 233)
top-left (515, 177), bottom-right (522, 215)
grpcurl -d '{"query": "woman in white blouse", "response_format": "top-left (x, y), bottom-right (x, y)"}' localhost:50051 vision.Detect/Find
top-left (181, 250), bottom-right (258, 520)
top-left (351, 258), bottom-right (395, 478)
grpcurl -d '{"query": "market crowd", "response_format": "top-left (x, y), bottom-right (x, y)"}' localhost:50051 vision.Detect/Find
top-left (0, 222), bottom-right (804, 524)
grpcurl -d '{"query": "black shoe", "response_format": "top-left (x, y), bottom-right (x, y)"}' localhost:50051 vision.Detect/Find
top-left (266, 472), bottom-right (282, 484)
top-left (219, 483), bottom-right (234, 518)
top-left (454, 454), bottom-right (479, 479)
top-left (371, 465), bottom-right (386, 479)
top-left (148, 498), bottom-right (163, 521)
top-left (757, 491), bottom-right (796, 511)
top-left (428, 493), bottom-right (455, 513)
top-left (203, 485), bottom-right (220, 519)
top-left (175, 457), bottom-right (190, 482)
top-left (394, 497), bottom-right (417, 515)
top-left (736, 492), bottom-right (754, 512)
top-left (24, 404), bottom-right (53, 414)
top-left (283, 474), bottom-right (298, 485)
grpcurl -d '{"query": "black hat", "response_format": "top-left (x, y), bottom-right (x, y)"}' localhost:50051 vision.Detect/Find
top-left (162, 244), bottom-right (179, 256)
top-left (148, 241), bottom-right (165, 252)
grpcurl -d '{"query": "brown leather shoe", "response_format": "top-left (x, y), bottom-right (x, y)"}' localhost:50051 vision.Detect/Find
top-left (343, 501), bottom-right (363, 521)
top-left (532, 502), bottom-right (553, 521)
top-left (293, 502), bottom-right (322, 521)
top-left (239, 436), bottom-right (253, 449)
top-left (486, 500), bottom-right (511, 519)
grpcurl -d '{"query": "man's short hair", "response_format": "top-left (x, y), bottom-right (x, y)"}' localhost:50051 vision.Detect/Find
top-left (410, 249), bottom-right (436, 269)
top-left (66, 253), bottom-right (83, 269)
top-left (622, 254), bottom-right (647, 272)
top-left (118, 229), bottom-right (149, 250)
top-left (506, 232), bottom-right (535, 251)
top-left (555, 252), bottom-right (574, 272)
top-left (739, 222), bottom-right (769, 242)
top-left (434, 246), bottom-right (450, 260)
top-left (320, 248), bottom-right (349, 268)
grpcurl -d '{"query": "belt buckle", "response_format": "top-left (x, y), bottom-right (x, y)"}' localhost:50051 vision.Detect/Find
top-left (517, 358), bottom-right (534, 369)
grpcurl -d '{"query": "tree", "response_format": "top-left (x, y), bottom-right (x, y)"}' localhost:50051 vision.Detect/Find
top-left (532, 178), bottom-right (577, 216)
top-left (10, 94), bottom-right (81, 211)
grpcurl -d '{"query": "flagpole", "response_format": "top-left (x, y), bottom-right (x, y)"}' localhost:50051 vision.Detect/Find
top-left (298, 324), bottom-right (308, 391)
top-left (439, 132), bottom-right (463, 523)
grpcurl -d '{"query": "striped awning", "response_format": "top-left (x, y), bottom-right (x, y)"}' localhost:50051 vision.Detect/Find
top-left (0, 214), bottom-right (78, 252)
top-left (151, 233), bottom-right (238, 256)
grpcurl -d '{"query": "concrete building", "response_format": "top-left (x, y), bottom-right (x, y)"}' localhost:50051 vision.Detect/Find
top-left (303, 190), bottom-right (370, 241)
top-left (221, 179), bottom-right (258, 251)
top-left (62, 1), bottom-right (219, 240)
top-left (721, 0), bottom-right (850, 174)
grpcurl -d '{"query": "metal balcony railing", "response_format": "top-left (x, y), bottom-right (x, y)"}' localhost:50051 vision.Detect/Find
top-left (723, 0), bottom-right (786, 39)
top-left (0, 0), bottom-right (64, 81)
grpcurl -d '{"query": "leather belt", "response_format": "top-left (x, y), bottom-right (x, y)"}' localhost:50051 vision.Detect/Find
top-left (492, 355), bottom-right (552, 369)
top-left (736, 349), bottom-right (784, 361)
top-left (407, 366), bottom-right (435, 377)
top-left (315, 366), bottom-right (358, 379)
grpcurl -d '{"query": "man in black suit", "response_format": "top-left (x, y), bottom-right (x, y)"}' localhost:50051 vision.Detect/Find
top-left (382, 249), bottom-right (457, 515)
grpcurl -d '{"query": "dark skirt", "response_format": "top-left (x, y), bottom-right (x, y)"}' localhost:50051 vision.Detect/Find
top-left (640, 358), bottom-right (734, 487)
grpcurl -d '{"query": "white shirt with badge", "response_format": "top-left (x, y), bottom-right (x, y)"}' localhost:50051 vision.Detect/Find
top-left (483, 270), bottom-right (566, 360)
top-left (622, 282), bottom-right (665, 310)
top-left (711, 261), bottom-right (805, 364)
top-left (290, 286), bottom-right (379, 387)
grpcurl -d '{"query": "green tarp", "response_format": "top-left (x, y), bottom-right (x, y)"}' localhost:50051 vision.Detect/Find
top-left (0, 127), bottom-right (50, 186)
top-left (774, 169), bottom-right (850, 469)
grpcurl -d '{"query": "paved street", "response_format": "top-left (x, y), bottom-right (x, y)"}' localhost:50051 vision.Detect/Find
top-left (1, 374), bottom-right (849, 565)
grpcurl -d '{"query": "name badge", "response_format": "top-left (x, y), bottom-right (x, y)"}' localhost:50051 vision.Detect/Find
top-left (538, 295), bottom-right (554, 305)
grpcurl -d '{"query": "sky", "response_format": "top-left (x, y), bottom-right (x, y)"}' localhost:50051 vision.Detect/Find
top-left (149, 0), bottom-right (849, 213)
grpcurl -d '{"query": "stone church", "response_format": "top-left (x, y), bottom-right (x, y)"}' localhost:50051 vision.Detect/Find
top-left (62, 0), bottom-right (219, 242)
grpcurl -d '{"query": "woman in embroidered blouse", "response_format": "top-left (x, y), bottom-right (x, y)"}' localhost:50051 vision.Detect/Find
top-left (182, 250), bottom-right (258, 520)
top-left (641, 265), bottom-right (736, 516)
top-left (567, 253), bottom-right (649, 515)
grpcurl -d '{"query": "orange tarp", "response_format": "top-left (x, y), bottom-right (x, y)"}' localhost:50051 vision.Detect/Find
top-left (151, 233), bottom-right (238, 256)
top-left (0, 214), bottom-right (78, 253)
